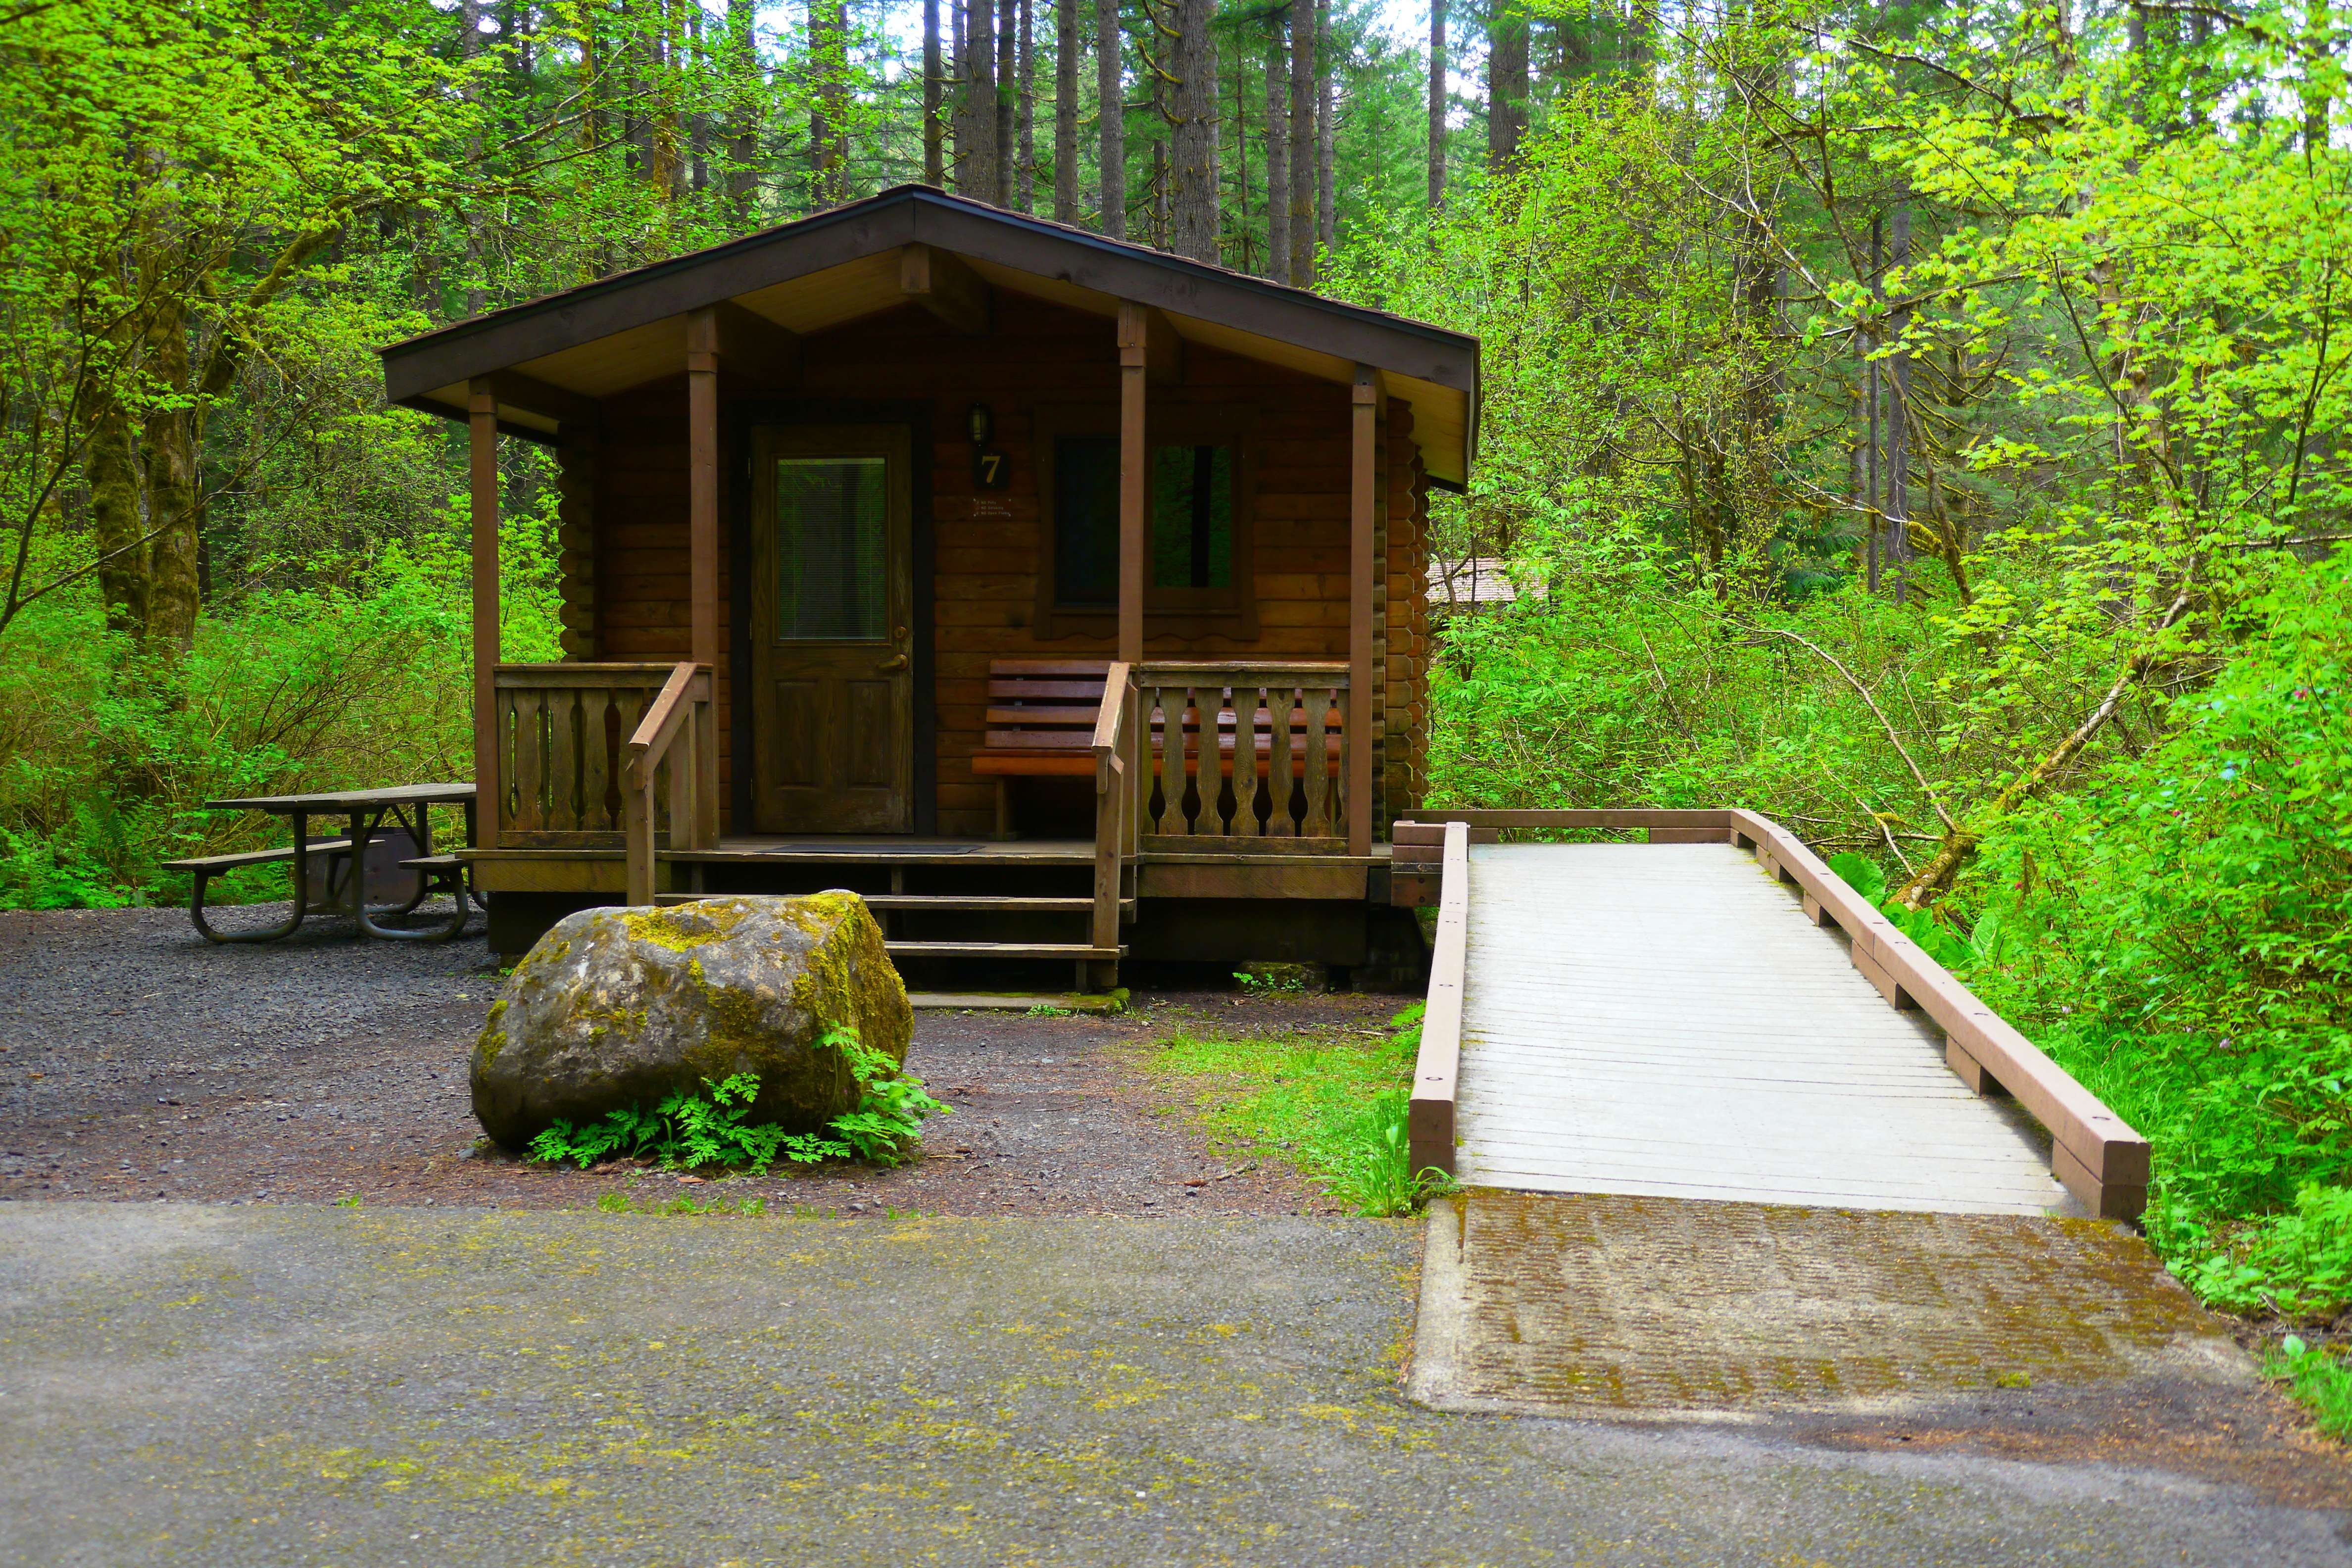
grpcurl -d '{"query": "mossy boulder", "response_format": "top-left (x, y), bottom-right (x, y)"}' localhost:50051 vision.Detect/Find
top-left (471, 892), bottom-right (911, 1149)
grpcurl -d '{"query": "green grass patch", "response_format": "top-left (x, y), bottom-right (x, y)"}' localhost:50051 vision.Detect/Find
top-left (2269, 1337), bottom-right (2352, 1442)
top-left (1142, 1003), bottom-right (1452, 1217)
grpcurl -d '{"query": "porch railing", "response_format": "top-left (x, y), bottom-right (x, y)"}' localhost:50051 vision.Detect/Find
top-left (1127, 661), bottom-right (1353, 848)
top-left (490, 663), bottom-right (701, 852)
top-left (624, 661), bottom-right (717, 906)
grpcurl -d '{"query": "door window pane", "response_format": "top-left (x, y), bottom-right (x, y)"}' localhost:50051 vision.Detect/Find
top-left (1054, 437), bottom-right (1119, 606)
top-left (775, 457), bottom-right (886, 640)
top-left (1151, 443), bottom-right (1233, 589)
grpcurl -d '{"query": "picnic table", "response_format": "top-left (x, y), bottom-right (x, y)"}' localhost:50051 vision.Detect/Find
top-left (167, 783), bottom-right (478, 944)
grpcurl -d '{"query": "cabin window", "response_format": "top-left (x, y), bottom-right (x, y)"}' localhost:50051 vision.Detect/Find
top-left (1150, 444), bottom-right (1234, 590)
top-left (1052, 436), bottom-right (1120, 607)
top-left (774, 456), bottom-right (887, 640)
top-left (1033, 406), bottom-right (1258, 639)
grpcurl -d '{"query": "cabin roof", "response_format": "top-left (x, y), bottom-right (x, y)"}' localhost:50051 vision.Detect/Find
top-left (376, 185), bottom-right (1479, 485)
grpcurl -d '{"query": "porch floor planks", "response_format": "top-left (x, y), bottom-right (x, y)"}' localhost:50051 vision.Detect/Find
top-left (1455, 842), bottom-right (2081, 1218)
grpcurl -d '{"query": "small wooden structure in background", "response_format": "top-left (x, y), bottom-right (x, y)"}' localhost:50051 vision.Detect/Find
top-left (378, 186), bottom-right (1478, 984)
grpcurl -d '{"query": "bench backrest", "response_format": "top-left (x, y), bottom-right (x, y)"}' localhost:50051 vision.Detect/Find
top-left (983, 659), bottom-right (1113, 756)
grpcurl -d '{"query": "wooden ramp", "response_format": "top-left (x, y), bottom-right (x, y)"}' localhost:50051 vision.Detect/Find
top-left (1454, 842), bottom-right (2077, 1216)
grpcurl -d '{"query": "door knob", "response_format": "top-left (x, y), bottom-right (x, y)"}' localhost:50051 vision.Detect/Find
top-left (877, 654), bottom-right (908, 672)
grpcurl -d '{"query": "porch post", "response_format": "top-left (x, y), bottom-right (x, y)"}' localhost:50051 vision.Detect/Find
top-left (1116, 301), bottom-right (1148, 664)
top-left (468, 378), bottom-right (501, 851)
top-left (686, 309), bottom-right (723, 843)
top-left (1348, 365), bottom-right (1379, 859)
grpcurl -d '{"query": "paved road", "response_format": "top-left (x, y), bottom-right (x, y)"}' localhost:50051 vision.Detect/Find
top-left (3, 1203), bottom-right (2345, 1567)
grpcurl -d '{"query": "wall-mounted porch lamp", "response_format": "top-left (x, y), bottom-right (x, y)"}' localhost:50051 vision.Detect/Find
top-left (969, 402), bottom-right (1009, 490)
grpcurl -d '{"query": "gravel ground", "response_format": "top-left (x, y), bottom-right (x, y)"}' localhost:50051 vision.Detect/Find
top-left (0, 904), bottom-right (1398, 1215)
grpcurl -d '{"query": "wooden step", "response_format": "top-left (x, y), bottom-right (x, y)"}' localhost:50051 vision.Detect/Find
top-left (657, 892), bottom-right (1131, 917)
top-left (886, 941), bottom-right (1126, 960)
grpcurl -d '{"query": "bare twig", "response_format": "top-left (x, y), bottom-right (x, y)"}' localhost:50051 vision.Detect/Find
top-left (1738, 625), bottom-right (1957, 833)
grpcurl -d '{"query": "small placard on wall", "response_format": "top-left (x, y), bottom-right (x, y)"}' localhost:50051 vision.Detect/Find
top-left (974, 449), bottom-right (1011, 490)
top-left (972, 496), bottom-right (1015, 518)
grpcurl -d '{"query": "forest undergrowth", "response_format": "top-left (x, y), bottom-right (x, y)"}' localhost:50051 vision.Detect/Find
top-left (0, 514), bottom-right (561, 910)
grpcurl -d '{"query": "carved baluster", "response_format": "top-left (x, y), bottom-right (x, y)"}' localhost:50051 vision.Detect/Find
top-left (1243, 685), bottom-right (1269, 834)
top-left (1157, 684), bottom-right (1182, 835)
top-left (1301, 686), bottom-right (1333, 836)
top-left (509, 686), bottom-right (544, 834)
top-left (539, 688), bottom-right (573, 832)
top-left (1267, 683), bottom-right (1295, 836)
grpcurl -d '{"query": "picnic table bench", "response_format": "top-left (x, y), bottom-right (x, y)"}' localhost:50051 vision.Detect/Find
top-left (168, 783), bottom-right (477, 944)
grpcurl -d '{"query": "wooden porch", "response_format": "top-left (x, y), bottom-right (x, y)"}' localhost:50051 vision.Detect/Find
top-left (465, 656), bottom-right (1387, 983)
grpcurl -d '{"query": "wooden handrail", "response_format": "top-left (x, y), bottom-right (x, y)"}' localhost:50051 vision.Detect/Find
top-left (1134, 659), bottom-right (1349, 684)
top-left (1407, 821), bottom-right (1470, 1179)
top-left (1090, 663), bottom-right (1133, 957)
top-left (625, 661), bottom-right (705, 786)
top-left (623, 660), bottom-right (711, 907)
top-left (1091, 661), bottom-right (1132, 787)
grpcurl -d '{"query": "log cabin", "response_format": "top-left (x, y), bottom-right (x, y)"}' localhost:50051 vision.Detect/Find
top-left (377, 186), bottom-right (1479, 990)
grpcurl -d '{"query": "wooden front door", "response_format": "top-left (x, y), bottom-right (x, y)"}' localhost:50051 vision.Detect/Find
top-left (750, 427), bottom-right (915, 833)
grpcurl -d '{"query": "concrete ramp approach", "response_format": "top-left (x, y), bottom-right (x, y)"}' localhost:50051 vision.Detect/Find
top-left (1458, 842), bottom-right (2076, 1216)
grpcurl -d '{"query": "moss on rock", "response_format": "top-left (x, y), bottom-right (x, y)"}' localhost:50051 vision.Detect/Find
top-left (469, 893), bottom-right (911, 1149)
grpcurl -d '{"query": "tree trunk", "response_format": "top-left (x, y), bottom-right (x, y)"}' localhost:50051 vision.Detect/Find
top-left (1097, 0), bottom-right (1124, 237)
top-left (1167, 0), bottom-right (1219, 261)
top-left (951, 0), bottom-right (975, 194)
top-left (1865, 210), bottom-right (1883, 593)
top-left (972, 0), bottom-right (1000, 202)
top-left (1151, 138), bottom-right (1168, 247)
top-left (1053, 0), bottom-right (1078, 219)
top-left (1315, 0), bottom-right (1333, 251)
top-left (89, 390), bottom-right (147, 639)
top-left (1264, 16), bottom-right (1288, 279)
top-left (652, 0), bottom-right (686, 200)
top-left (1232, 41), bottom-right (1250, 268)
top-left (996, 0), bottom-right (1017, 204)
top-left (1017, 0), bottom-right (1036, 209)
top-left (925, 0), bottom-right (945, 185)
top-left (1886, 193), bottom-right (1913, 603)
top-left (1488, 0), bottom-right (1527, 168)
top-left (1427, 0), bottom-right (1445, 211)
top-left (729, 0), bottom-right (761, 218)
top-left (141, 295), bottom-right (200, 656)
top-left (461, 0), bottom-right (488, 315)
top-left (688, 3), bottom-right (710, 195)
top-left (1286, 0), bottom-right (1313, 284)
top-left (809, 0), bottom-right (850, 204)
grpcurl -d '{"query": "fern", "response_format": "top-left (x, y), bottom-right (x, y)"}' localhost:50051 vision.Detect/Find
top-left (526, 1024), bottom-right (946, 1173)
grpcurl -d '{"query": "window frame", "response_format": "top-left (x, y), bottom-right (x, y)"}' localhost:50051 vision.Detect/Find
top-left (1031, 403), bottom-right (1259, 641)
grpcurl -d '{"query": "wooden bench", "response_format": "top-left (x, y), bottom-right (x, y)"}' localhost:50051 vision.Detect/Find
top-left (163, 837), bottom-right (372, 944)
top-left (972, 659), bottom-right (1110, 839)
top-left (164, 832), bottom-right (474, 944)
top-left (973, 659), bottom-right (1346, 838)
